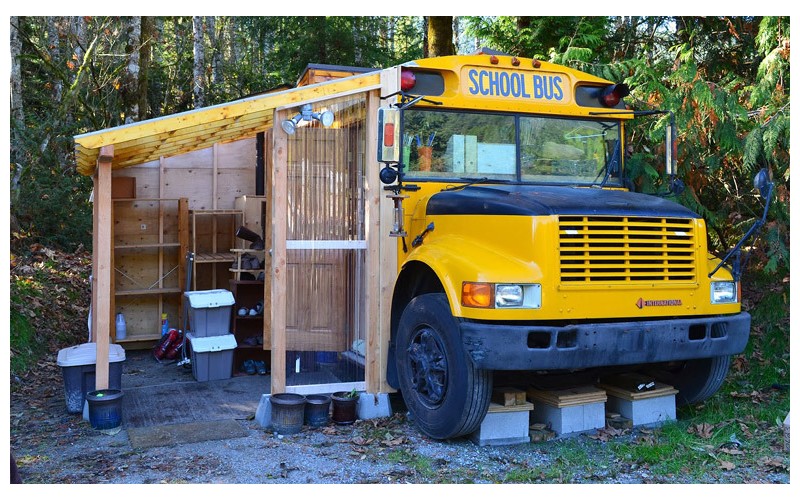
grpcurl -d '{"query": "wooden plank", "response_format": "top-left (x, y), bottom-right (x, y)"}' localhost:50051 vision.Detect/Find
top-left (598, 373), bottom-right (678, 401)
top-left (493, 387), bottom-right (527, 406)
top-left (94, 145), bottom-right (113, 390)
top-left (486, 402), bottom-right (534, 414)
top-left (270, 110), bottom-right (288, 395)
top-left (527, 385), bottom-right (607, 408)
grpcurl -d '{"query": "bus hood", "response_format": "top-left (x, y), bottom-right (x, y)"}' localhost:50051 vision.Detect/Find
top-left (426, 184), bottom-right (698, 219)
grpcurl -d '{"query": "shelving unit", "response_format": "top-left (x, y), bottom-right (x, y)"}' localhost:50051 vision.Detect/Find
top-left (190, 209), bottom-right (242, 290)
top-left (112, 198), bottom-right (188, 344)
top-left (229, 279), bottom-right (270, 370)
top-left (229, 248), bottom-right (266, 280)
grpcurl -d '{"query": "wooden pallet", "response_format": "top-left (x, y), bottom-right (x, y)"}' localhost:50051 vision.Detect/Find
top-left (526, 385), bottom-right (607, 408)
top-left (598, 373), bottom-right (678, 401)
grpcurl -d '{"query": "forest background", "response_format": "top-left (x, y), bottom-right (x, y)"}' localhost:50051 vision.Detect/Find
top-left (7, 15), bottom-right (790, 390)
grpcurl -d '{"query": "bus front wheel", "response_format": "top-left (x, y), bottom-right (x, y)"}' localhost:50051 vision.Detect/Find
top-left (395, 293), bottom-right (492, 440)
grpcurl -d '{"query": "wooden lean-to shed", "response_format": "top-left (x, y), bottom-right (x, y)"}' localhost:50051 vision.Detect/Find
top-left (73, 64), bottom-right (402, 407)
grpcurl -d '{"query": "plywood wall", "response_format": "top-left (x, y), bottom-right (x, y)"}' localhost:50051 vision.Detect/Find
top-left (111, 137), bottom-right (259, 341)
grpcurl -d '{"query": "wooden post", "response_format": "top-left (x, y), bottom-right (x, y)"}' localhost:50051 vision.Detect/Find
top-left (377, 68), bottom-right (400, 393)
top-left (364, 89), bottom-right (382, 395)
top-left (93, 145), bottom-right (114, 390)
top-left (262, 130), bottom-right (273, 350)
top-left (270, 110), bottom-right (288, 395)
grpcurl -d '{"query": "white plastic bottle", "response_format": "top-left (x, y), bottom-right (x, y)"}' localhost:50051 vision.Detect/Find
top-left (115, 313), bottom-right (127, 341)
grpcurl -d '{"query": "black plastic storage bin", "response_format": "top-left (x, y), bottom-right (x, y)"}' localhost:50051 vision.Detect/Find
top-left (57, 343), bottom-right (126, 414)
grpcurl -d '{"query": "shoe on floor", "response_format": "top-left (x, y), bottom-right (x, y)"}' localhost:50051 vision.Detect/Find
top-left (254, 360), bottom-right (267, 375)
top-left (241, 359), bottom-right (256, 375)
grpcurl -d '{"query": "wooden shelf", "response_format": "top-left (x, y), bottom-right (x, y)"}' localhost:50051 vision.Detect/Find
top-left (115, 287), bottom-right (182, 297)
top-left (191, 209), bottom-right (242, 290)
top-left (194, 252), bottom-right (236, 263)
top-left (112, 197), bottom-right (188, 342)
top-left (230, 279), bottom-right (268, 351)
top-left (114, 242), bottom-right (182, 250)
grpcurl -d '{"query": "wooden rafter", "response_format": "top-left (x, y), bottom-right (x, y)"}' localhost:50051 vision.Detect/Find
top-left (74, 73), bottom-right (381, 175)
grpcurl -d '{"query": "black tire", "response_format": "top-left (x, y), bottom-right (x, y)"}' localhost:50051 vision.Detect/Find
top-left (395, 293), bottom-right (492, 439)
top-left (648, 355), bottom-right (731, 406)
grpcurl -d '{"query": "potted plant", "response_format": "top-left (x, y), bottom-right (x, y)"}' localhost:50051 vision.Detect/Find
top-left (331, 388), bottom-right (359, 425)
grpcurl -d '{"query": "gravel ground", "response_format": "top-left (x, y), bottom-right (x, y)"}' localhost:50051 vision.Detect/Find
top-left (10, 357), bottom-right (791, 487)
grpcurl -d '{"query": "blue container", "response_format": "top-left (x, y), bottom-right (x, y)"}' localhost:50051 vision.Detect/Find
top-left (304, 394), bottom-right (331, 427)
top-left (85, 389), bottom-right (123, 430)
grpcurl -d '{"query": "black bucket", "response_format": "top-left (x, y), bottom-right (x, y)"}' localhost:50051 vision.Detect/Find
top-left (304, 394), bottom-right (332, 427)
top-left (270, 393), bottom-right (306, 434)
top-left (85, 389), bottom-right (123, 430)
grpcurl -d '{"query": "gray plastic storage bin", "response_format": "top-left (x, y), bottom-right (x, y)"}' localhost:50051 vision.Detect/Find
top-left (57, 343), bottom-right (126, 414)
top-left (184, 289), bottom-right (235, 337)
top-left (187, 333), bottom-right (236, 382)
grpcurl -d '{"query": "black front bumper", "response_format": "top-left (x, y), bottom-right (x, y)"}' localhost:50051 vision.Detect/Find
top-left (461, 312), bottom-right (751, 371)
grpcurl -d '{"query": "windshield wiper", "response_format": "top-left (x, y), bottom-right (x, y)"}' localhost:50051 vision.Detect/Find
top-left (594, 139), bottom-right (621, 188)
top-left (442, 177), bottom-right (515, 191)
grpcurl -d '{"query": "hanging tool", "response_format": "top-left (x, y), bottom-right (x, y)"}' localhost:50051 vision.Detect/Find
top-left (177, 251), bottom-right (194, 367)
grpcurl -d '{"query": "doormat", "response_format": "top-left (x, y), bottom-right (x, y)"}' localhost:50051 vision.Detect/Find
top-left (127, 419), bottom-right (249, 450)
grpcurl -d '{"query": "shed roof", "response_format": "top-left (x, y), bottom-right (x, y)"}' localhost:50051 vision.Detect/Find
top-left (73, 70), bottom-right (382, 176)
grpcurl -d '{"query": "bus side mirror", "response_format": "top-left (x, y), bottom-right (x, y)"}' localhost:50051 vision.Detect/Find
top-left (665, 113), bottom-right (677, 177)
top-left (377, 107), bottom-right (401, 164)
top-left (754, 168), bottom-right (772, 198)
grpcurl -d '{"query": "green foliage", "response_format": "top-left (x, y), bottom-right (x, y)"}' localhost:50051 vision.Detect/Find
top-left (10, 310), bottom-right (39, 375)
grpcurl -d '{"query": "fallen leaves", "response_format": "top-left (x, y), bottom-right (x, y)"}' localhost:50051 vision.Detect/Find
top-left (688, 422), bottom-right (715, 439)
top-left (589, 425), bottom-right (629, 442)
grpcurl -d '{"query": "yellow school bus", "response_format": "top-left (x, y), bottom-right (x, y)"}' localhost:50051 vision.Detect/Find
top-left (377, 51), bottom-right (758, 439)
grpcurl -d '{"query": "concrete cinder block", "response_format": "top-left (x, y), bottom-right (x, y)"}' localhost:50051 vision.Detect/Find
top-left (531, 401), bottom-right (605, 436)
top-left (357, 392), bottom-right (392, 420)
top-left (606, 393), bottom-right (676, 427)
top-left (254, 394), bottom-right (271, 427)
top-left (471, 403), bottom-right (533, 446)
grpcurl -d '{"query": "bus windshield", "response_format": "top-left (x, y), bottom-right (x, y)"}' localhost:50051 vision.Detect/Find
top-left (402, 109), bottom-right (622, 187)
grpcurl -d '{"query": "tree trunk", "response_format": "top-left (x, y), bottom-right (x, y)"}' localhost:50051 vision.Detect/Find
top-left (46, 17), bottom-right (65, 105)
top-left (193, 16), bottom-right (205, 108)
top-left (353, 17), bottom-right (363, 66)
top-left (138, 16), bottom-right (154, 120)
top-left (427, 16), bottom-right (454, 57)
top-left (71, 16), bottom-right (86, 62)
top-left (422, 16), bottom-right (429, 58)
top-left (124, 16), bottom-right (141, 123)
top-left (207, 16), bottom-right (223, 87)
top-left (10, 16), bottom-right (24, 212)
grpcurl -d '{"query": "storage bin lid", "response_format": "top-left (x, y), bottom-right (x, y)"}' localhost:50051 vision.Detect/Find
top-left (184, 289), bottom-right (235, 309)
top-left (57, 342), bottom-right (126, 367)
top-left (187, 333), bottom-right (237, 353)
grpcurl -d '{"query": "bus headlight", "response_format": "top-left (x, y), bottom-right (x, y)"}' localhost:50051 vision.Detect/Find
top-left (462, 283), bottom-right (541, 309)
top-left (710, 281), bottom-right (737, 304)
top-left (495, 285), bottom-right (524, 307)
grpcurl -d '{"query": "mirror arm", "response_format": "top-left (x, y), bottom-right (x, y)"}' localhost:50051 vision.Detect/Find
top-left (708, 180), bottom-right (774, 279)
